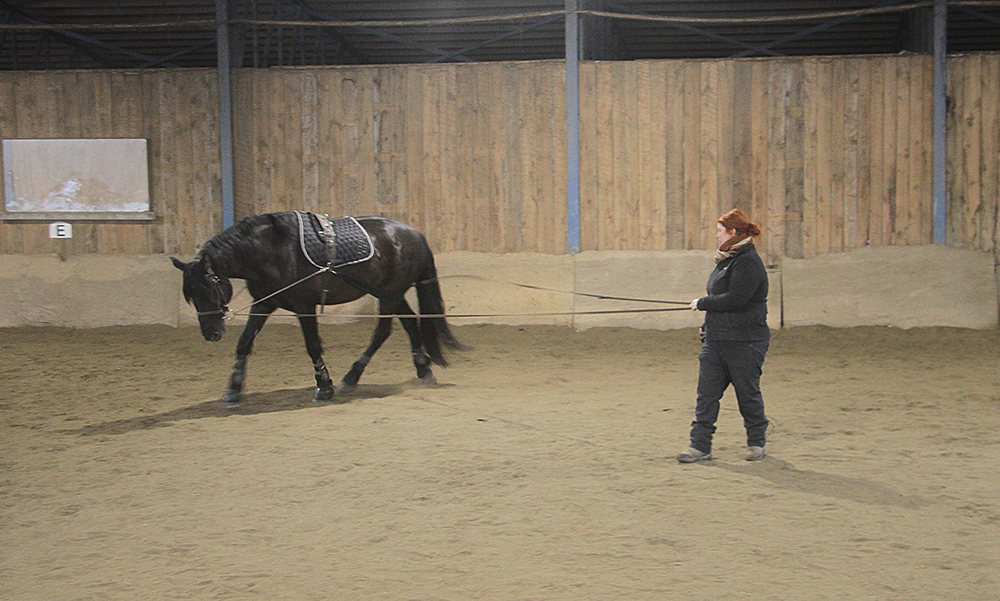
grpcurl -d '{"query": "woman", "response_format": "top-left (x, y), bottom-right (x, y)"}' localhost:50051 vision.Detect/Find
top-left (677, 209), bottom-right (770, 463)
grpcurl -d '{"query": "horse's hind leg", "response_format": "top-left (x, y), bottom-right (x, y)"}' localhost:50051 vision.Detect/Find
top-left (338, 313), bottom-right (393, 394)
top-left (298, 314), bottom-right (336, 402)
top-left (396, 300), bottom-right (436, 385)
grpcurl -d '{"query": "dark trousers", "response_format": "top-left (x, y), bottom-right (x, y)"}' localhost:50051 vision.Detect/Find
top-left (690, 339), bottom-right (769, 453)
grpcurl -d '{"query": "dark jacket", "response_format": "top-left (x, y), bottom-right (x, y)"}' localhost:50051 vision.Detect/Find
top-left (697, 243), bottom-right (770, 341)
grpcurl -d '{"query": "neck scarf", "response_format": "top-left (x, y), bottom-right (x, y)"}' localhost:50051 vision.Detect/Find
top-left (715, 234), bottom-right (753, 263)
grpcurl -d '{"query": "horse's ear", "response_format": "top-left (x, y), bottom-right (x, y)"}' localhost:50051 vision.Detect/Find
top-left (170, 257), bottom-right (187, 271)
top-left (199, 254), bottom-right (214, 275)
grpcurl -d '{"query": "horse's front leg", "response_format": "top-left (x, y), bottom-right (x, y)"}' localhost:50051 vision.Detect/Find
top-left (223, 308), bottom-right (272, 407)
top-left (298, 313), bottom-right (336, 401)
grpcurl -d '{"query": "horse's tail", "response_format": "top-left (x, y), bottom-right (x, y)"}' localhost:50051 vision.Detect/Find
top-left (415, 266), bottom-right (465, 367)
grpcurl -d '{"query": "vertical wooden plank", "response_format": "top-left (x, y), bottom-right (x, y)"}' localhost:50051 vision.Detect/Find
top-left (253, 70), bottom-right (273, 218)
top-left (647, 61), bottom-right (668, 250)
top-left (110, 70), bottom-right (151, 254)
top-left (90, 71), bottom-right (124, 254)
top-left (980, 55), bottom-right (1000, 254)
top-left (421, 66), bottom-right (443, 250)
top-left (868, 57), bottom-right (888, 247)
top-left (731, 60), bottom-right (753, 215)
top-left (595, 63), bottom-right (614, 250)
top-left (843, 58), bottom-right (861, 250)
top-left (609, 61), bottom-right (626, 249)
top-left (784, 62), bottom-right (805, 259)
top-left (803, 58), bottom-right (819, 258)
top-left (962, 55), bottom-right (983, 250)
top-left (175, 72), bottom-right (199, 253)
top-left (14, 74), bottom-right (56, 254)
top-left (717, 59), bottom-right (736, 218)
top-left (881, 57), bottom-right (899, 247)
top-left (501, 63), bottom-right (524, 252)
top-left (664, 60), bottom-right (685, 250)
top-left (183, 71), bottom-right (218, 249)
top-left (142, 71), bottom-right (166, 253)
top-left (683, 61), bottom-right (702, 250)
top-left (628, 61), bottom-right (645, 249)
top-left (893, 57), bottom-right (912, 246)
top-left (484, 63), bottom-right (504, 252)
top-left (622, 61), bottom-right (641, 249)
top-left (231, 69), bottom-right (255, 224)
top-left (403, 67), bottom-right (425, 234)
top-left (358, 68), bottom-right (378, 216)
top-left (700, 60), bottom-right (720, 250)
top-left (814, 59), bottom-right (833, 256)
top-left (636, 61), bottom-right (652, 250)
top-left (537, 62), bottom-right (559, 253)
top-left (551, 61), bottom-right (568, 255)
top-left (749, 60), bottom-right (771, 260)
top-left (946, 56), bottom-right (964, 247)
top-left (533, 63), bottom-right (566, 254)
top-left (829, 59), bottom-right (846, 253)
top-left (442, 64), bottom-right (460, 251)
top-left (339, 70), bottom-right (362, 217)
top-left (857, 58), bottom-right (874, 248)
top-left (0, 72), bottom-right (22, 254)
top-left (456, 63), bottom-right (476, 250)
top-left (911, 56), bottom-right (933, 244)
top-left (316, 68), bottom-right (341, 217)
top-left (287, 70), bottom-right (307, 213)
top-left (578, 62), bottom-right (598, 251)
top-left (767, 61), bottom-right (787, 259)
top-left (301, 70), bottom-right (320, 214)
top-left (156, 70), bottom-right (180, 254)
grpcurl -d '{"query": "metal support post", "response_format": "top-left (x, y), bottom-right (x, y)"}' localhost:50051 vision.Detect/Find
top-left (566, 0), bottom-right (581, 254)
top-left (932, 0), bottom-right (947, 244)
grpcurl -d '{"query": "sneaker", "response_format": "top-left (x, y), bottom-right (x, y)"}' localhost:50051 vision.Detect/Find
top-left (676, 447), bottom-right (712, 463)
top-left (745, 446), bottom-right (766, 461)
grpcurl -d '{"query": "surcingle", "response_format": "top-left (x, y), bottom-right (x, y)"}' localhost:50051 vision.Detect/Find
top-left (295, 211), bottom-right (374, 268)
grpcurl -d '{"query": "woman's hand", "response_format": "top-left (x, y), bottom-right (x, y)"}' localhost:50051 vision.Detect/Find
top-left (690, 298), bottom-right (701, 311)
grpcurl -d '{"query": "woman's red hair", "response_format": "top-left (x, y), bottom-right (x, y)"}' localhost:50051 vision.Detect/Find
top-left (718, 209), bottom-right (762, 237)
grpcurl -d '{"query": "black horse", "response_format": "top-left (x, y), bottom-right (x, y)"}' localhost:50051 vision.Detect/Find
top-left (171, 211), bottom-right (463, 406)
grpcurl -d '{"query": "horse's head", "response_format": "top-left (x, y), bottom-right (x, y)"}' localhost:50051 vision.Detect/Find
top-left (171, 255), bottom-right (233, 342)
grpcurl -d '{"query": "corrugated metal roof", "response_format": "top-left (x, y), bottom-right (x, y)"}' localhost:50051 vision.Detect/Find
top-left (0, 1), bottom-right (997, 70)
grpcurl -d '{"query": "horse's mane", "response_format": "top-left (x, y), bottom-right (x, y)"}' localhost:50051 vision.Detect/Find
top-left (197, 212), bottom-right (294, 273)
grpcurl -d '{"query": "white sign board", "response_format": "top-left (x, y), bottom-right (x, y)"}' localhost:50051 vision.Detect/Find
top-left (49, 221), bottom-right (73, 238)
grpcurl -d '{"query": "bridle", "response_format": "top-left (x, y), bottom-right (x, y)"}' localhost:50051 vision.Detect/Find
top-left (196, 272), bottom-right (233, 321)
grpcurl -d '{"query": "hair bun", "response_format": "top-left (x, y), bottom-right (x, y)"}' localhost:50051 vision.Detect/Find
top-left (718, 209), bottom-right (761, 237)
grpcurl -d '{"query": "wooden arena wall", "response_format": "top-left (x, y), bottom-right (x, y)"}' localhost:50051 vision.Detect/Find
top-left (0, 54), bottom-right (997, 258)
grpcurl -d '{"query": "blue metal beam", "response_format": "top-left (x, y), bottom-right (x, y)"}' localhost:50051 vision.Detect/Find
top-left (217, 0), bottom-right (235, 230)
top-left (566, 0), bottom-right (581, 254)
top-left (933, 0), bottom-right (947, 244)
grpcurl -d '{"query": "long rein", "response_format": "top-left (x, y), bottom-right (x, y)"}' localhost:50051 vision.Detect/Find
top-left (205, 269), bottom-right (693, 321)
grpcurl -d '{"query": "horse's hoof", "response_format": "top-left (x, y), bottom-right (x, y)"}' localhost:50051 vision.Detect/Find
top-left (221, 391), bottom-right (242, 408)
top-left (336, 381), bottom-right (356, 394)
top-left (313, 387), bottom-right (336, 402)
top-left (419, 374), bottom-right (438, 386)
